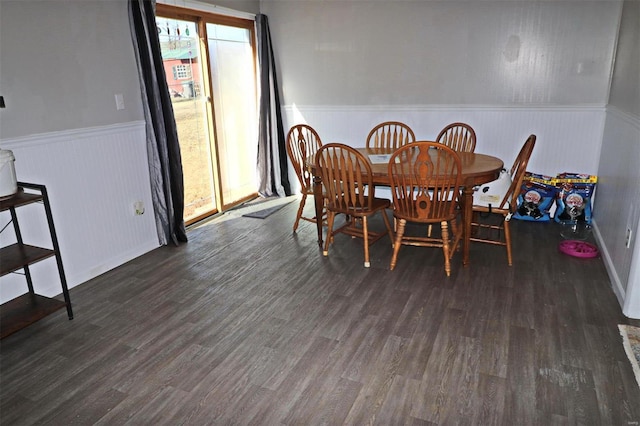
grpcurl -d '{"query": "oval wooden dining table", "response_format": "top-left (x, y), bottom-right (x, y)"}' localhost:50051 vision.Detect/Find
top-left (310, 146), bottom-right (504, 266)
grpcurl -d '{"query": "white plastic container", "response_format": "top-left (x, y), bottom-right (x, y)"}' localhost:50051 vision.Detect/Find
top-left (0, 149), bottom-right (18, 198)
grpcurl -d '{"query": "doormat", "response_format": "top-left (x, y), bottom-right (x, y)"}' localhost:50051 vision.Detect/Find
top-left (242, 202), bottom-right (291, 219)
top-left (619, 324), bottom-right (640, 387)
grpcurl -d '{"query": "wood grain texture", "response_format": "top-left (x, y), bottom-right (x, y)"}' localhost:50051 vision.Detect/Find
top-left (1, 198), bottom-right (639, 425)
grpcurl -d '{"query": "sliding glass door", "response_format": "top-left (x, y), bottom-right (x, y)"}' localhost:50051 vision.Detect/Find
top-left (156, 7), bottom-right (257, 225)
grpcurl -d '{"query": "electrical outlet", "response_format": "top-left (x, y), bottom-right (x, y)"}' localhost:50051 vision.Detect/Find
top-left (626, 228), bottom-right (633, 248)
top-left (134, 201), bottom-right (145, 216)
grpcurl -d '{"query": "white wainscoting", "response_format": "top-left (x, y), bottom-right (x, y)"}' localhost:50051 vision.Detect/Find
top-left (283, 104), bottom-right (605, 194)
top-left (0, 121), bottom-right (159, 303)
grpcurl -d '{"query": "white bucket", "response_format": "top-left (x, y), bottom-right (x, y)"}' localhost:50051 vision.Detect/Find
top-left (0, 149), bottom-right (18, 198)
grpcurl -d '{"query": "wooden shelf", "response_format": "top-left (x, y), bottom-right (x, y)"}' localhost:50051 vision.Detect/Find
top-left (0, 189), bottom-right (43, 211)
top-left (0, 182), bottom-right (73, 338)
top-left (0, 244), bottom-right (56, 277)
top-left (0, 293), bottom-right (67, 339)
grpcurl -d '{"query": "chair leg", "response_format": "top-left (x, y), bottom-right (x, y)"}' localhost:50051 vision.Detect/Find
top-left (451, 218), bottom-right (461, 252)
top-left (390, 219), bottom-right (406, 270)
top-left (504, 219), bottom-right (513, 266)
top-left (381, 209), bottom-right (395, 246)
top-left (441, 221), bottom-right (451, 277)
top-left (293, 193), bottom-right (307, 232)
top-left (471, 211), bottom-right (480, 236)
top-left (323, 211), bottom-right (336, 257)
top-left (362, 216), bottom-right (370, 267)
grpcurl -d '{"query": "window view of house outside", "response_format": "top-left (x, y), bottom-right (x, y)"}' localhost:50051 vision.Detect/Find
top-left (157, 16), bottom-right (217, 223)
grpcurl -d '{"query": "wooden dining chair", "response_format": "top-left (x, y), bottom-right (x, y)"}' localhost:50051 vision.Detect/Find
top-left (436, 122), bottom-right (477, 152)
top-left (315, 143), bottom-right (394, 267)
top-left (429, 122), bottom-right (475, 239)
top-left (470, 134), bottom-right (536, 265)
top-left (286, 124), bottom-right (325, 232)
top-left (366, 121), bottom-right (416, 150)
top-left (388, 142), bottom-right (463, 276)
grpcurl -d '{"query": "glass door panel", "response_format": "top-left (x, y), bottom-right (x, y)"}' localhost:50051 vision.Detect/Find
top-left (157, 16), bottom-right (217, 224)
top-left (206, 23), bottom-right (257, 209)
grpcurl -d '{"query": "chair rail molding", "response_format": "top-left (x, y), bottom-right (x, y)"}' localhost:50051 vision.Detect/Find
top-left (0, 120), bottom-right (146, 149)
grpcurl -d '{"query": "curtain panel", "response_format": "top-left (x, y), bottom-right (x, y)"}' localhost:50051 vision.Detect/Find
top-left (256, 14), bottom-right (291, 198)
top-left (129, 0), bottom-right (187, 245)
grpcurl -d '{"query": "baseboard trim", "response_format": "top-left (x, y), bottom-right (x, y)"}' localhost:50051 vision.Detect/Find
top-left (592, 220), bottom-right (626, 309)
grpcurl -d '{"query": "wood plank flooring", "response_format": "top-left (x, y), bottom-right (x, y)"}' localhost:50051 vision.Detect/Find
top-left (1, 198), bottom-right (639, 425)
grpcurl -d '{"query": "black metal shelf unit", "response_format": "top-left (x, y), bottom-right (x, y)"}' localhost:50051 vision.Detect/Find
top-left (0, 182), bottom-right (73, 338)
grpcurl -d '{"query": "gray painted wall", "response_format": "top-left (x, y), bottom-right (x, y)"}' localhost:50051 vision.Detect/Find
top-left (1, 0), bottom-right (622, 139)
top-left (597, 0), bottom-right (640, 317)
top-left (609, 0), bottom-right (640, 116)
top-left (202, 0), bottom-right (259, 14)
top-left (0, 1), bottom-right (144, 139)
top-left (261, 0), bottom-right (621, 107)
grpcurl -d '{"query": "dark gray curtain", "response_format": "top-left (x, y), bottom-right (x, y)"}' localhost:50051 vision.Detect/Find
top-left (256, 14), bottom-right (291, 198)
top-left (129, 0), bottom-right (187, 245)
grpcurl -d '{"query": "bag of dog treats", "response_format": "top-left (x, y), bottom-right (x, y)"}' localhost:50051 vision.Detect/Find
top-left (553, 173), bottom-right (597, 225)
top-left (513, 173), bottom-right (556, 222)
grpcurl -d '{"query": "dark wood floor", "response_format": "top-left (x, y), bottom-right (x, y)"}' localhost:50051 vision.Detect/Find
top-left (1, 198), bottom-right (639, 425)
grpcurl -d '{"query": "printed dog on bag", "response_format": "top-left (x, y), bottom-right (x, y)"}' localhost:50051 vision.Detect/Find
top-left (518, 190), bottom-right (544, 219)
top-left (553, 173), bottom-right (597, 225)
top-left (555, 184), bottom-right (592, 224)
top-left (514, 173), bottom-right (556, 222)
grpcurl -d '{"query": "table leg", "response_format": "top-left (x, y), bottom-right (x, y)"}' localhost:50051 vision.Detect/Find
top-left (462, 182), bottom-right (473, 266)
top-left (313, 175), bottom-right (324, 248)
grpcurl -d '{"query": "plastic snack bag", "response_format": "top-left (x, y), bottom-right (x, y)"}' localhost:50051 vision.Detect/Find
top-left (553, 173), bottom-right (597, 225)
top-left (513, 173), bottom-right (556, 222)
